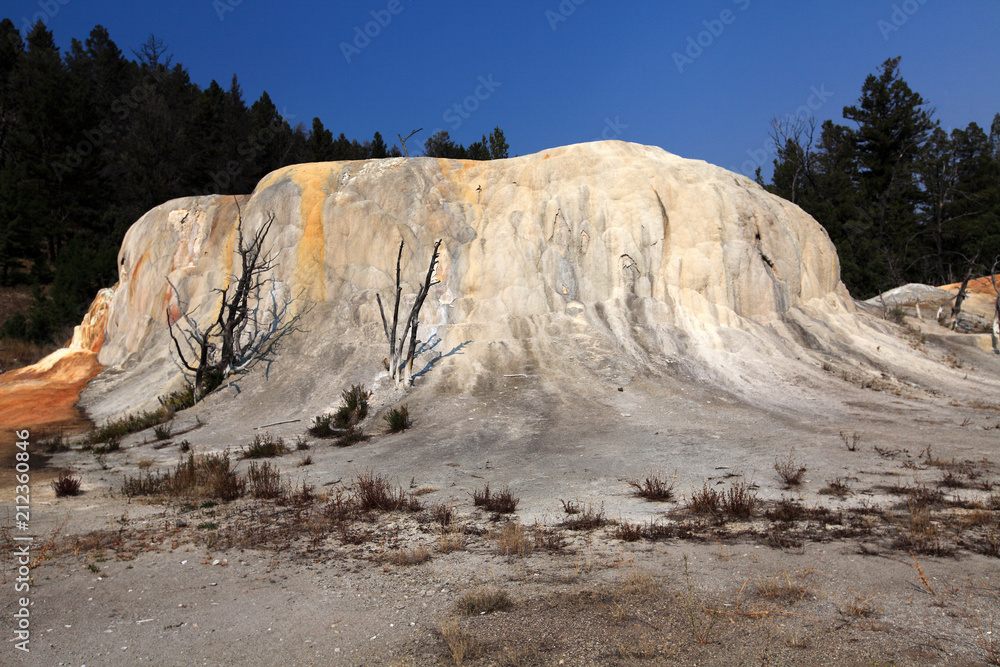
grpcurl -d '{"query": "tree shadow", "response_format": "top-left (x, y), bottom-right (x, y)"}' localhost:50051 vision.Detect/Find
top-left (410, 334), bottom-right (470, 382)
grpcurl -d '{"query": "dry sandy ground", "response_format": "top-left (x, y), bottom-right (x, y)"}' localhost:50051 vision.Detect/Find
top-left (4, 315), bottom-right (1000, 666)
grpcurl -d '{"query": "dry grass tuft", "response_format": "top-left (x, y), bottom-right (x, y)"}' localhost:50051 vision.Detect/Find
top-left (384, 546), bottom-right (431, 566)
top-left (438, 529), bottom-right (465, 554)
top-left (439, 619), bottom-right (479, 666)
top-left (842, 590), bottom-right (880, 618)
top-left (754, 570), bottom-right (814, 603)
top-left (456, 586), bottom-right (512, 615)
top-left (494, 522), bottom-right (532, 557)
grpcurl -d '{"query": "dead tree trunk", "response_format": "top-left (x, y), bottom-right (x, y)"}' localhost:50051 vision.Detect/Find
top-left (989, 259), bottom-right (1000, 354)
top-left (397, 128), bottom-right (422, 158)
top-left (950, 274), bottom-right (971, 331)
top-left (377, 239), bottom-right (442, 387)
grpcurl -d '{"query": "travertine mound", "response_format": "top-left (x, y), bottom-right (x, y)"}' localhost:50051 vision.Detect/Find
top-left (82, 141), bottom-right (859, 420)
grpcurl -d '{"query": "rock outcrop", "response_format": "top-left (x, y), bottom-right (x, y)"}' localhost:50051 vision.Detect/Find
top-left (79, 141), bottom-right (861, 422)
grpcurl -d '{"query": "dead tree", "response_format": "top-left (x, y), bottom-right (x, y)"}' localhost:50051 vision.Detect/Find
top-left (397, 128), bottom-right (422, 158)
top-left (988, 257), bottom-right (1000, 354)
top-left (168, 201), bottom-right (300, 399)
top-left (767, 116), bottom-right (818, 205)
top-left (942, 252), bottom-right (981, 331)
top-left (376, 239), bottom-right (442, 386)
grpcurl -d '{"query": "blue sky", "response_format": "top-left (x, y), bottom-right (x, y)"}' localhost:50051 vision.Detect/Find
top-left (11, 0), bottom-right (1000, 179)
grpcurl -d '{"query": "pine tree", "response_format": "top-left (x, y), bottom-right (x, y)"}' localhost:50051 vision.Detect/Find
top-left (842, 57), bottom-right (933, 287)
top-left (488, 126), bottom-right (509, 159)
top-left (370, 131), bottom-right (387, 158)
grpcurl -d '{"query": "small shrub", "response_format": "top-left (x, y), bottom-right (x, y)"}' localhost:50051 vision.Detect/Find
top-left (153, 423), bottom-right (172, 441)
top-left (774, 449), bottom-right (806, 488)
top-left (723, 480), bottom-right (758, 518)
top-left (687, 483), bottom-right (722, 515)
top-left (434, 503), bottom-right (454, 528)
top-left (202, 452), bottom-right (245, 501)
top-left (765, 497), bottom-right (805, 521)
top-left (159, 385), bottom-right (196, 412)
top-left (122, 470), bottom-right (168, 496)
top-left (179, 440), bottom-right (191, 452)
top-left (353, 470), bottom-right (421, 512)
top-left (627, 470), bottom-right (676, 501)
top-left (456, 586), bottom-right (512, 615)
top-left (819, 477), bottom-right (852, 498)
top-left (531, 524), bottom-right (566, 551)
top-left (247, 461), bottom-right (284, 499)
top-left (298, 455), bottom-right (313, 466)
top-left (93, 436), bottom-right (121, 454)
top-left (384, 405), bottom-right (411, 432)
top-left (52, 472), bottom-right (82, 497)
top-left (561, 503), bottom-right (606, 530)
top-left (242, 433), bottom-right (288, 459)
top-left (615, 520), bottom-right (644, 542)
top-left (289, 481), bottom-right (315, 506)
top-left (294, 436), bottom-right (310, 450)
top-left (86, 408), bottom-right (170, 445)
top-left (308, 414), bottom-right (336, 437)
top-left (472, 483), bottom-right (519, 514)
top-left (334, 384), bottom-right (371, 428)
top-left (887, 305), bottom-right (906, 324)
top-left (335, 427), bottom-right (367, 447)
top-left (42, 435), bottom-right (71, 453)
top-left (907, 484), bottom-right (945, 508)
top-left (840, 431), bottom-right (862, 452)
top-left (560, 499), bottom-right (581, 515)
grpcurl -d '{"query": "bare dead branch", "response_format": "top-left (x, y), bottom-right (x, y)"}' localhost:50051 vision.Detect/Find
top-left (397, 128), bottom-right (422, 158)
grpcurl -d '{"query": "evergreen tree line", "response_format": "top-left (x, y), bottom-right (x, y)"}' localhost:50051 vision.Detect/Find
top-left (762, 57), bottom-right (1000, 299)
top-left (0, 20), bottom-right (510, 344)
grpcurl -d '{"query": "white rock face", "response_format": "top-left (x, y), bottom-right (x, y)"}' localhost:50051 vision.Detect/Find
top-left (84, 141), bottom-right (858, 420)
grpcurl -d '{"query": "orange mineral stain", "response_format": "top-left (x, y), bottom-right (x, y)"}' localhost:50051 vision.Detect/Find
top-left (291, 165), bottom-right (331, 303)
top-left (0, 288), bottom-right (113, 452)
